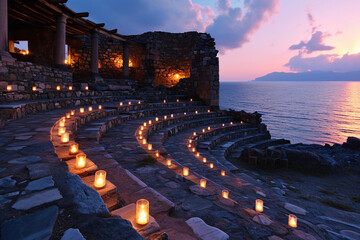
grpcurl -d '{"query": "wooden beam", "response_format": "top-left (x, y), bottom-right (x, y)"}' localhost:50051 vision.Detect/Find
top-left (95, 23), bottom-right (105, 28)
top-left (108, 29), bottom-right (117, 34)
top-left (49, 0), bottom-right (68, 3)
top-left (75, 12), bottom-right (89, 18)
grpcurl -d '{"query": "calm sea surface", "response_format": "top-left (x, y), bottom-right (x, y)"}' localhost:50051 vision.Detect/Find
top-left (220, 81), bottom-right (360, 144)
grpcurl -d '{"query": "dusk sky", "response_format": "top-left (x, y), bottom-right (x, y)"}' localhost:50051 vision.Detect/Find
top-left (67, 0), bottom-right (360, 81)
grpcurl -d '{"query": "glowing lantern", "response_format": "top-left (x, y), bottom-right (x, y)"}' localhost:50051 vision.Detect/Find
top-left (208, 126), bottom-right (211, 131)
top-left (183, 167), bottom-right (189, 176)
top-left (6, 85), bottom-right (12, 91)
top-left (155, 117), bottom-right (159, 122)
top-left (141, 126), bottom-right (144, 131)
top-left (166, 159), bottom-right (172, 167)
top-left (288, 215), bottom-right (297, 228)
top-left (174, 74), bottom-right (180, 80)
top-left (203, 157), bottom-right (207, 163)
top-left (136, 199), bottom-right (149, 225)
top-left (59, 120), bottom-right (65, 127)
top-left (56, 86), bottom-right (61, 91)
top-left (230, 122), bottom-right (233, 125)
top-left (202, 129), bottom-right (205, 133)
top-left (143, 122), bottom-right (147, 127)
top-left (128, 101), bottom-right (132, 105)
top-left (208, 110), bottom-right (210, 113)
top-left (209, 163), bottom-right (214, 169)
top-left (184, 112), bottom-right (187, 115)
top-left (69, 143), bottom-right (79, 154)
top-left (94, 170), bottom-right (106, 188)
top-left (163, 100), bottom-right (166, 103)
top-left (164, 115), bottom-right (167, 120)
top-left (155, 151), bottom-right (160, 158)
top-left (241, 121), bottom-right (244, 124)
top-left (188, 144), bottom-right (192, 148)
top-left (85, 86), bottom-right (89, 90)
top-left (190, 99), bottom-right (193, 102)
top-left (76, 153), bottom-right (87, 169)
top-left (192, 147), bottom-right (196, 153)
top-left (120, 102), bottom-right (123, 106)
top-left (88, 106), bottom-right (92, 112)
top-left (147, 144), bottom-right (152, 151)
top-left (66, 113), bottom-right (71, 119)
top-left (200, 179), bottom-right (206, 188)
top-left (171, 114), bottom-right (174, 118)
top-left (139, 130), bottom-right (143, 135)
top-left (80, 108), bottom-right (84, 113)
top-left (61, 132), bottom-right (69, 143)
top-left (222, 190), bottom-right (229, 199)
top-left (256, 199), bottom-right (264, 212)
top-left (142, 138), bottom-right (147, 145)
top-left (98, 105), bottom-right (102, 110)
top-left (32, 86), bottom-right (37, 92)
top-left (221, 170), bottom-right (226, 176)
top-left (193, 132), bottom-right (197, 136)
top-left (222, 124), bottom-right (225, 127)
top-left (177, 99), bottom-right (179, 102)
top-left (196, 152), bottom-right (200, 157)
top-left (188, 139), bottom-right (192, 144)
top-left (139, 135), bottom-right (143, 140)
top-left (71, 110), bottom-right (75, 116)
top-left (195, 111), bottom-right (198, 114)
top-left (69, 86), bottom-right (73, 91)
top-left (138, 100), bottom-right (141, 105)
top-left (148, 120), bottom-right (152, 125)
top-left (58, 127), bottom-right (66, 136)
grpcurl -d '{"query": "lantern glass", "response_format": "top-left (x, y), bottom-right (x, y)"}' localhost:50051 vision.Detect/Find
top-left (59, 121), bottom-right (65, 127)
top-left (177, 99), bottom-right (179, 102)
top-left (192, 147), bottom-right (196, 153)
top-left (58, 127), bottom-right (66, 136)
top-left (61, 132), bottom-right (69, 143)
top-left (200, 179), bottom-right (206, 188)
top-left (6, 85), bottom-right (12, 91)
top-left (76, 153), bottom-right (87, 169)
top-left (196, 152), bottom-right (200, 157)
top-left (120, 102), bottom-right (123, 106)
top-left (98, 105), bottom-right (102, 110)
top-left (148, 120), bottom-right (152, 125)
top-left (166, 159), bottom-right (172, 166)
top-left (171, 114), bottom-right (174, 118)
top-left (66, 113), bottom-right (71, 119)
top-left (32, 86), bottom-right (37, 91)
top-left (222, 190), bottom-right (229, 199)
top-left (85, 86), bottom-right (89, 90)
top-left (164, 115), bottom-right (167, 120)
top-left (139, 135), bottom-right (143, 140)
top-left (155, 151), bottom-right (160, 158)
top-left (56, 86), bottom-right (60, 91)
top-left (69, 86), bottom-right (73, 91)
top-left (256, 199), bottom-right (264, 212)
top-left (208, 126), bottom-right (211, 131)
top-left (221, 170), bottom-right (226, 176)
top-left (140, 126), bottom-right (144, 131)
top-left (163, 100), bottom-right (166, 103)
top-left (71, 110), bottom-right (75, 116)
top-left (203, 157), bottom-right (207, 163)
top-left (288, 214), bottom-right (297, 228)
top-left (193, 132), bottom-right (196, 136)
top-left (94, 170), bottom-right (106, 188)
top-left (155, 117), bottom-right (159, 121)
top-left (202, 129), bottom-right (205, 133)
top-left (80, 108), bottom-right (84, 113)
top-left (88, 106), bottom-right (92, 111)
top-left (138, 101), bottom-right (141, 104)
top-left (210, 163), bottom-right (214, 169)
top-left (136, 199), bottom-right (149, 225)
top-left (69, 143), bottom-right (79, 154)
top-left (128, 101), bottom-right (131, 105)
top-left (142, 139), bottom-right (147, 145)
top-left (148, 144), bottom-right (152, 151)
top-left (195, 111), bottom-right (198, 114)
top-left (184, 112), bottom-right (187, 115)
top-left (143, 122), bottom-right (147, 127)
top-left (183, 167), bottom-right (189, 176)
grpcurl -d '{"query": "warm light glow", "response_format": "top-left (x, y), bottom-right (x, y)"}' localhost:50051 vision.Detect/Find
top-left (200, 179), bottom-right (207, 188)
top-left (69, 143), bottom-right (79, 154)
top-left (98, 105), bottom-right (102, 110)
top-left (32, 86), bottom-right (37, 91)
top-left (155, 117), bottom-right (159, 122)
top-left (59, 121), bottom-right (65, 127)
top-left (6, 85), bottom-right (12, 91)
top-left (241, 121), bottom-right (244, 124)
top-left (208, 110), bottom-right (210, 113)
top-left (209, 163), bottom-right (214, 169)
top-left (143, 122), bottom-right (147, 127)
top-left (190, 99), bottom-right (193, 102)
top-left (140, 126), bottom-right (144, 131)
top-left (171, 114), bottom-right (174, 118)
top-left (221, 170), bottom-right (226, 176)
top-left (138, 100), bottom-right (141, 105)
top-left (163, 100), bottom-right (167, 103)
top-left (203, 157), bottom-right (207, 163)
top-left (188, 144), bottom-right (192, 148)
top-left (188, 139), bottom-right (192, 144)
top-left (164, 115), bottom-right (167, 120)
top-left (288, 214), bottom-right (297, 228)
top-left (128, 101), bottom-right (132, 105)
top-left (230, 122), bottom-right (233, 125)
top-left (196, 152), bottom-right (200, 157)
top-left (184, 112), bottom-right (187, 115)
top-left (174, 73), bottom-right (180, 80)
top-left (202, 129), bottom-right (205, 133)
top-left (195, 111), bottom-right (198, 114)
top-left (256, 199), bottom-right (264, 212)
top-left (68, 86), bottom-right (73, 91)
top-left (71, 110), bottom-right (75, 116)
top-left (139, 135), bottom-right (143, 140)
top-left (192, 147), bottom-right (196, 153)
top-left (85, 86), bottom-right (89, 91)
top-left (61, 132), bottom-right (69, 143)
top-left (177, 99), bottom-right (179, 102)
top-left (66, 113), bottom-right (71, 119)
top-left (155, 151), bottom-right (160, 158)
top-left (94, 170), bottom-right (106, 188)
top-left (58, 127), bottom-right (66, 136)
top-left (76, 153), bottom-right (87, 169)
top-left (88, 106), bottom-right (92, 112)
top-left (147, 144), bottom-right (152, 151)
top-left (193, 132), bottom-right (197, 136)
top-left (139, 130), bottom-right (143, 135)
top-left (80, 108), bottom-right (84, 113)
top-left (148, 120), bottom-right (152, 125)
top-left (166, 158), bottom-right (172, 166)
top-left (222, 190), bottom-right (229, 199)
top-left (56, 86), bottom-right (60, 91)
top-left (142, 138), bottom-right (147, 145)
top-left (222, 124), bottom-right (225, 127)
top-left (208, 126), bottom-right (211, 131)
top-left (183, 167), bottom-right (189, 176)
top-left (120, 102), bottom-right (123, 106)
top-left (136, 199), bottom-right (149, 226)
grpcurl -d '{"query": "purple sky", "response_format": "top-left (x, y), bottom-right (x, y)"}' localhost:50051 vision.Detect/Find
top-left (67, 0), bottom-right (360, 81)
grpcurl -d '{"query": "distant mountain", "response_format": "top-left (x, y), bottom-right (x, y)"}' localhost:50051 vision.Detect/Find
top-left (253, 71), bottom-right (360, 81)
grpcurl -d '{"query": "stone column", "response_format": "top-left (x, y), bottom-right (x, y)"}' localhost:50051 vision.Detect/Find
top-left (123, 41), bottom-right (129, 79)
top-left (0, 0), bottom-right (14, 62)
top-left (54, 14), bottom-right (67, 68)
top-left (90, 31), bottom-right (101, 81)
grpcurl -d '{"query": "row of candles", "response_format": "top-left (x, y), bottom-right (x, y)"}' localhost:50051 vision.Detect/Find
top-left (58, 106), bottom-right (151, 226)
top-left (5, 85), bottom-right (89, 92)
top-left (188, 123), bottom-right (298, 228)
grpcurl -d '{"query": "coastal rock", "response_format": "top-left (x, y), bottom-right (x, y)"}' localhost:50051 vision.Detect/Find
top-left (12, 188), bottom-right (63, 210)
top-left (343, 137), bottom-right (360, 150)
top-left (61, 228), bottom-right (85, 240)
top-left (8, 155), bottom-right (41, 164)
top-left (25, 176), bottom-right (54, 191)
top-left (284, 202), bottom-right (307, 215)
top-left (185, 217), bottom-right (229, 240)
top-left (0, 176), bottom-right (16, 190)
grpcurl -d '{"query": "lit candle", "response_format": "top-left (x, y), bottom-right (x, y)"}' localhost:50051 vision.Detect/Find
top-left (139, 135), bottom-right (143, 140)
top-left (209, 163), bottom-right (214, 169)
top-left (155, 151), bottom-right (160, 158)
top-left (59, 120), bottom-right (65, 127)
top-left (190, 99), bottom-right (193, 102)
top-left (6, 85), bottom-right (12, 91)
top-left (69, 86), bottom-right (73, 91)
top-left (136, 199), bottom-right (149, 225)
top-left (188, 139), bottom-right (192, 144)
top-left (69, 143), bottom-right (79, 154)
top-left (128, 101), bottom-right (132, 105)
top-left (288, 214), bottom-right (297, 228)
top-left (155, 117), bottom-right (159, 121)
top-left (222, 190), bottom-right (229, 199)
top-left (195, 111), bottom-right (198, 114)
top-left (61, 132), bottom-right (69, 143)
top-left (76, 153), bottom-right (87, 169)
top-left (71, 110), bottom-right (75, 116)
top-left (120, 102), bottom-right (123, 106)
top-left (183, 167), bottom-right (189, 176)
top-left (147, 144), bottom-right (152, 151)
top-left (138, 100), bottom-right (141, 104)
top-left (188, 144), bottom-right (192, 148)
top-left (166, 159), bottom-right (172, 166)
top-left (139, 130), bottom-right (143, 135)
top-left (32, 86), bottom-right (37, 92)
top-left (203, 157), bottom-right (207, 163)
top-left (56, 86), bottom-right (60, 91)
top-left (171, 114), bottom-right (174, 118)
top-left (148, 120), bottom-right (152, 125)
top-left (66, 113), bottom-right (71, 119)
top-left (200, 179), bottom-right (206, 188)
top-left (230, 122), bottom-right (233, 125)
top-left (222, 123), bottom-right (225, 127)
top-left (98, 105), bottom-right (102, 110)
top-left (184, 112), bottom-right (187, 115)
top-left (80, 108), bottom-right (84, 113)
top-left (208, 126), bottom-right (211, 131)
top-left (192, 147), bottom-right (196, 153)
top-left (193, 132), bottom-right (196, 136)
top-left (85, 86), bottom-right (89, 90)
top-left (196, 152), bottom-right (200, 157)
top-left (202, 129), bottom-right (205, 133)
top-left (164, 115), bottom-right (167, 120)
top-left (94, 170), bottom-right (106, 188)
top-left (177, 99), bottom-right (179, 102)
top-left (142, 138), bottom-right (147, 145)
top-left (140, 126), bottom-right (144, 131)
top-left (208, 110), bottom-right (210, 113)
top-left (241, 121), bottom-right (244, 124)
top-left (256, 199), bottom-right (264, 212)
top-left (221, 170), bottom-right (226, 176)
top-left (143, 122), bottom-right (147, 127)
top-left (88, 106), bottom-right (92, 112)
top-left (58, 127), bottom-right (66, 136)
top-left (163, 100), bottom-right (166, 103)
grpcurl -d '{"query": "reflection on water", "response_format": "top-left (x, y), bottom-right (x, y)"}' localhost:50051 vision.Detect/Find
top-left (220, 81), bottom-right (360, 144)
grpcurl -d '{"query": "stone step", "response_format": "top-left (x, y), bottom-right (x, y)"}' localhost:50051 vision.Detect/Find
top-left (82, 175), bottom-right (117, 198)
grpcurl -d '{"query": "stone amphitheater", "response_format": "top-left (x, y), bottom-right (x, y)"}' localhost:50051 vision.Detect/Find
top-left (1, 1), bottom-right (360, 240)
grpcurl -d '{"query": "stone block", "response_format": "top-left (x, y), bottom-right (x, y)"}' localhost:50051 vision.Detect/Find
top-left (185, 217), bottom-right (229, 240)
top-left (12, 188), bottom-right (63, 210)
top-left (25, 176), bottom-right (54, 191)
top-left (66, 158), bottom-right (98, 177)
top-left (61, 228), bottom-right (85, 240)
top-left (82, 175), bottom-right (116, 197)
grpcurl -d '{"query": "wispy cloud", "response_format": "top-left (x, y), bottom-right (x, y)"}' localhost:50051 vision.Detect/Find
top-left (289, 31), bottom-right (335, 54)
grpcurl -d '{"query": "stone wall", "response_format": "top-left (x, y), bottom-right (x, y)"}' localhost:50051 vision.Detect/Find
top-left (0, 60), bottom-right (72, 92)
